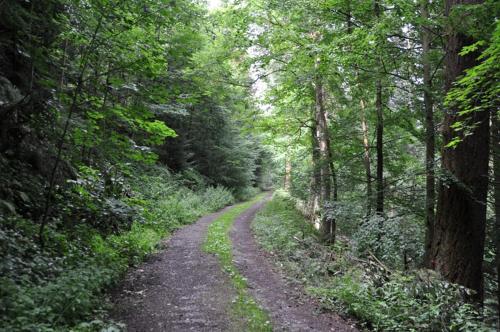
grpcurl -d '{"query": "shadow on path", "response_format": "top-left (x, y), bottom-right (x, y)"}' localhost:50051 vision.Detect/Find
top-left (230, 196), bottom-right (358, 332)
top-left (111, 206), bottom-right (239, 332)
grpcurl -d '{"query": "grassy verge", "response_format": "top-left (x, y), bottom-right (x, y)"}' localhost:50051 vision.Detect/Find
top-left (0, 166), bottom-right (235, 331)
top-left (252, 191), bottom-right (489, 331)
top-left (203, 193), bottom-right (272, 332)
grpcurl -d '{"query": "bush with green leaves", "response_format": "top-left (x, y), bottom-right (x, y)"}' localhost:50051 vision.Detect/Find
top-left (129, 165), bottom-right (234, 230)
top-left (310, 270), bottom-right (486, 331)
top-left (0, 165), bottom-right (235, 331)
top-left (253, 192), bottom-right (490, 331)
top-left (55, 165), bottom-right (138, 235)
top-left (351, 214), bottom-right (425, 270)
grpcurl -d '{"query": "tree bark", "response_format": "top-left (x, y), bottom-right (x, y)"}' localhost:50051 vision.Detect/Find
top-left (492, 114), bottom-right (500, 323)
top-left (309, 119), bottom-right (321, 221)
top-left (360, 98), bottom-right (373, 216)
top-left (430, 0), bottom-right (488, 302)
top-left (284, 156), bottom-right (292, 190)
top-left (327, 130), bottom-right (338, 244)
top-left (328, 147), bottom-right (338, 202)
top-left (314, 78), bottom-right (333, 240)
top-left (308, 51), bottom-right (334, 241)
top-left (421, 0), bottom-right (436, 268)
top-left (375, 80), bottom-right (384, 215)
top-left (315, 81), bottom-right (332, 204)
top-left (374, 0), bottom-right (384, 215)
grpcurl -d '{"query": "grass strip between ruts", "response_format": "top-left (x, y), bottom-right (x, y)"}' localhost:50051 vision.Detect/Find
top-left (203, 193), bottom-right (272, 331)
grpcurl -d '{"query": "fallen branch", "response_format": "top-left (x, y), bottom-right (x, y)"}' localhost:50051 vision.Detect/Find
top-left (367, 250), bottom-right (392, 274)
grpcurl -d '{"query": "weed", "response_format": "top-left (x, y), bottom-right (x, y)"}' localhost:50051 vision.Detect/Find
top-left (252, 191), bottom-right (490, 331)
top-left (203, 194), bottom-right (272, 332)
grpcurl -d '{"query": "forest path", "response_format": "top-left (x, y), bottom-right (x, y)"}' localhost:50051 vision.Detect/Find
top-left (111, 196), bottom-right (356, 331)
top-left (231, 197), bottom-right (357, 331)
top-left (110, 205), bottom-right (241, 331)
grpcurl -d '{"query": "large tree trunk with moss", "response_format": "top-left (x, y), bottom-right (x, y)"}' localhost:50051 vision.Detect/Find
top-left (430, 0), bottom-right (488, 302)
top-left (311, 73), bottom-right (334, 241)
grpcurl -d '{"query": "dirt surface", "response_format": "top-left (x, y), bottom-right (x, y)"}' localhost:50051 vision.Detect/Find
top-left (111, 197), bottom-right (357, 331)
top-left (230, 196), bottom-right (358, 332)
top-left (110, 206), bottom-right (241, 332)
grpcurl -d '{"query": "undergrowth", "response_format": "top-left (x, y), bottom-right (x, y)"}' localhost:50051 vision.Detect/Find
top-left (203, 193), bottom-right (272, 332)
top-left (252, 191), bottom-right (492, 332)
top-left (0, 165), bottom-right (234, 331)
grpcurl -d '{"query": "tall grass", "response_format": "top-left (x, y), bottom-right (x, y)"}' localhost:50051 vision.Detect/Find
top-left (0, 166), bottom-right (235, 331)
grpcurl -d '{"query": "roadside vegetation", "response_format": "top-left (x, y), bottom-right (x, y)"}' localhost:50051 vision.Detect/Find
top-left (1, 165), bottom-right (236, 331)
top-left (1, 0), bottom-right (498, 330)
top-left (204, 194), bottom-right (272, 332)
top-left (0, 1), bottom-right (273, 330)
top-left (253, 191), bottom-right (492, 331)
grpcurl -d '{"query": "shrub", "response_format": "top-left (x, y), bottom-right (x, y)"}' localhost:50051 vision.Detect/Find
top-left (0, 165), bottom-right (235, 331)
top-left (252, 192), bottom-right (490, 332)
top-left (311, 271), bottom-right (486, 331)
top-left (352, 214), bottom-right (425, 270)
top-left (233, 186), bottom-right (261, 202)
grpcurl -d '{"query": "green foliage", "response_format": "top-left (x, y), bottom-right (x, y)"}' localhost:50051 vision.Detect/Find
top-left (1, 0), bottom-right (275, 329)
top-left (130, 166), bottom-right (234, 231)
top-left (352, 214), bottom-right (424, 269)
top-left (203, 194), bottom-right (272, 331)
top-left (445, 20), bottom-right (500, 145)
top-left (0, 166), bottom-right (234, 331)
top-left (4, 0), bottom-right (497, 329)
top-left (58, 165), bottom-right (137, 235)
top-left (310, 271), bottom-right (486, 331)
top-left (253, 192), bottom-right (490, 331)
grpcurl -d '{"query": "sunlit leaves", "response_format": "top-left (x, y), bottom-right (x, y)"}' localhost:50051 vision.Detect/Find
top-left (444, 21), bottom-right (500, 148)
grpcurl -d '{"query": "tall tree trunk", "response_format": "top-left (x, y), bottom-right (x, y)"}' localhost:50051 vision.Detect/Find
top-left (309, 50), bottom-right (334, 242)
top-left (375, 80), bottom-right (384, 215)
top-left (309, 120), bottom-right (321, 221)
top-left (332, 163), bottom-right (338, 202)
top-left (493, 114), bottom-right (500, 323)
top-left (360, 98), bottom-right (373, 216)
top-left (284, 156), bottom-right (292, 190)
top-left (430, 0), bottom-right (488, 302)
top-left (328, 147), bottom-right (338, 202)
top-left (421, 0), bottom-right (436, 268)
top-left (314, 78), bottom-right (333, 240)
top-left (315, 82), bottom-right (332, 203)
top-left (374, 0), bottom-right (384, 215)
top-left (327, 132), bottom-right (338, 243)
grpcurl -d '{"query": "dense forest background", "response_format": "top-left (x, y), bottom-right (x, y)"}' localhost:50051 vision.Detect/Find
top-left (0, 1), bottom-right (274, 330)
top-left (0, 0), bottom-right (499, 331)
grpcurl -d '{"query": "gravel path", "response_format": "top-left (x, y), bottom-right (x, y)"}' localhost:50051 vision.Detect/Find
top-left (231, 196), bottom-right (358, 332)
top-left (111, 197), bottom-right (357, 331)
top-left (110, 206), bottom-right (240, 332)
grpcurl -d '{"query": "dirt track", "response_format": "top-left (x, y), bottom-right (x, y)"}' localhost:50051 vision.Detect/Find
top-left (231, 197), bottom-right (356, 331)
top-left (111, 206), bottom-right (240, 331)
top-left (111, 197), bottom-right (357, 331)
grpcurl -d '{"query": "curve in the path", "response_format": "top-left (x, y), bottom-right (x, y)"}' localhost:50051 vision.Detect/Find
top-left (111, 206), bottom-right (240, 332)
top-left (230, 197), bottom-right (358, 332)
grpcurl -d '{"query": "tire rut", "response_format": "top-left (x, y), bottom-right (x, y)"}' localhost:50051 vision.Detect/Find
top-left (110, 206), bottom-right (240, 332)
top-left (230, 196), bottom-right (358, 332)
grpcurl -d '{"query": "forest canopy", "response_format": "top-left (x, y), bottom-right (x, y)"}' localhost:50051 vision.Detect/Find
top-left (0, 0), bottom-right (499, 331)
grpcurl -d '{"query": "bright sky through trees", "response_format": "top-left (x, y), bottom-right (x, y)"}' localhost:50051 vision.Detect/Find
top-left (207, 0), bottom-right (222, 10)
